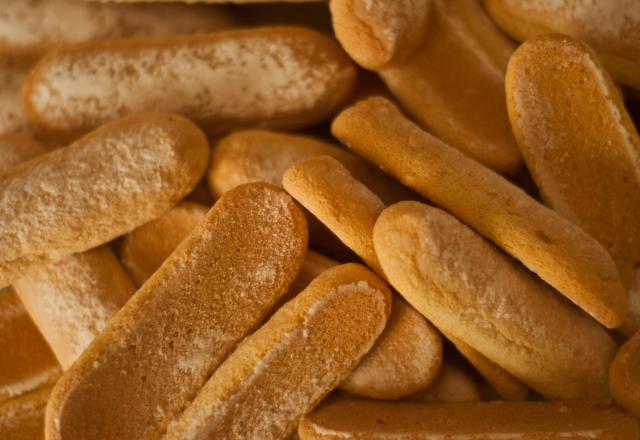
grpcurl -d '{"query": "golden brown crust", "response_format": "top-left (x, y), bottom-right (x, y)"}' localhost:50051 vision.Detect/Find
top-left (0, 112), bottom-right (209, 286)
top-left (118, 202), bottom-right (209, 287)
top-left (445, 333), bottom-right (528, 401)
top-left (45, 183), bottom-right (307, 440)
top-left (13, 246), bottom-right (136, 370)
top-left (405, 362), bottom-right (482, 404)
top-left (329, 0), bottom-right (430, 70)
top-left (163, 263), bottom-right (391, 440)
top-left (332, 0), bottom-right (521, 173)
top-left (373, 201), bottom-right (617, 399)
top-left (610, 330), bottom-right (640, 416)
top-left (332, 96), bottom-right (627, 329)
top-left (506, 34), bottom-right (640, 335)
top-left (0, 291), bottom-right (60, 403)
top-left (298, 398), bottom-right (640, 439)
top-left (0, 0), bottom-right (236, 55)
top-left (484, 0), bottom-right (640, 90)
top-left (0, 386), bottom-right (53, 440)
top-left (22, 27), bottom-right (357, 140)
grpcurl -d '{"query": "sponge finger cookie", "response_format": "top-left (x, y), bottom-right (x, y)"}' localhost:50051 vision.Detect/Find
top-left (0, 387), bottom-right (52, 440)
top-left (373, 201), bottom-right (617, 399)
top-left (284, 155), bottom-right (526, 401)
top-left (0, 0), bottom-right (235, 55)
top-left (332, 97), bottom-right (627, 329)
top-left (0, 133), bottom-right (47, 175)
top-left (163, 263), bottom-right (391, 440)
top-left (284, 156), bottom-right (444, 399)
top-left (0, 54), bottom-right (32, 137)
top-left (331, 0), bottom-right (522, 174)
top-left (22, 27), bottom-right (357, 139)
top-left (485, 0), bottom-right (640, 90)
top-left (506, 34), bottom-right (640, 335)
top-left (0, 291), bottom-right (60, 403)
top-left (610, 329), bottom-right (640, 416)
top-left (46, 183), bottom-right (307, 440)
top-left (13, 245), bottom-right (136, 370)
top-left (0, 112), bottom-right (209, 286)
top-left (298, 398), bottom-right (640, 440)
top-left (405, 362), bottom-right (482, 404)
top-left (118, 202), bottom-right (209, 287)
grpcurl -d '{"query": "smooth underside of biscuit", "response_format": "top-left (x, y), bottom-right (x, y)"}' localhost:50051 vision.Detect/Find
top-left (332, 96), bottom-right (627, 329)
top-left (298, 398), bottom-right (640, 439)
top-left (610, 330), bottom-right (640, 416)
top-left (373, 201), bottom-right (617, 399)
top-left (163, 263), bottom-right (391, 440)
top-left (45, 183), bottom-right (307, 440)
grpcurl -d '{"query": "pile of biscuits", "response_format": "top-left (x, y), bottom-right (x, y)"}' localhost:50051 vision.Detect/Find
top-left (1, 0), bottom-right (639, 439)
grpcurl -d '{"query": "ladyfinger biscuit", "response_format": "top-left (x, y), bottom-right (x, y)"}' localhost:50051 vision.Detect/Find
top-left (0, 0), bottom-right (235, 55)
top-left (373, 201), bottom-right (617, 399)
top-left (331, 0), bottom-right (522, 174)
top-left (0, 291), bottom-right (60, 403)
top-left (506, 34), bottom-right (640, 335)
top-left (208, 129), bottom-right (413, 205)
top-left (288, 250), bottom-right (339, 297)
top-left (163, 263), bottom-right (391, 440)
top-left (13, 246), bottom-right (136, 370)
top-left (0, 387), bottom-right (52, 440)
top-left (405, 362), bottom-right (482, 404)
top-left (0, 53), bottom-right (32, 136)
top-left (0, 134), bottom-right (47, 176)
top-left (0, 112), bottom-right (209, 286)
top-left (298, 398), bottom-right (640, 440)
top-left (119, 202), bottom-right (209, 287)
top-left (332, 97), bottom-right (627, 328)
top-left (446, 333), bottom-right (528, 401)
top-left (329, 0), bottom-right (430, 70)
top-left (46, 183), bottom-right (307, 440)
top-left (284, 155), bottom-right (524, 400)
top-left (485, 0), bottom-right (640, 90)
top-left (610, 330), bottom-right (640, 416)
top-left (23, 27), bottom-right (357, 139)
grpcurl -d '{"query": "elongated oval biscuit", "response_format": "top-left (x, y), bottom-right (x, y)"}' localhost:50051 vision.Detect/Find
top-left (485, 0), bottom-right (640, 90)
top-left (0, 54), bottom-right (32, 137)
top-left (506, 34), bottom-right (640, 335)
top-left (284, 155), bottom-right (524, 400)
top-left (0, 291), bottom-right (60, 403)
top-left (208, 129), bottom-right (414, 205)
top-left (0, 112), bottom-right (209, 286)
top-left (0, 0), bottom-right (235, 54)
top-left (46, 183), bottom-right (307, 440)
top-left (163, 263), bottom-right (391, 440)
top-left (23, 27), bottom-right (357, 139)
top-left (331, 0), bottom-right (522, 174)
top-left (298, 398), bottom-right (640, 440)
top-left (118, 202), bottom-right (209, 287)
top-left (0, 133), bottom-right (47, 175)
top-left (374, 201), bottom-right (617, 399)
top-left (13, 245), bottom-right (136, 370)
top-left (329, 0), bottom-right (430, 70)
top-left (332, 97), bottom-right (627, 328)
top-left (0, 387), bottom-right (52, 440)
top-left (610, 330), bottom-right (640, 416)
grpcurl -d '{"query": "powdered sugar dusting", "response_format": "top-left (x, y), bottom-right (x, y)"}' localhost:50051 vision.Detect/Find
top-left (0, 117), bottom-right (195, 266)
top-left (28, 31), bottom-right (349, 131)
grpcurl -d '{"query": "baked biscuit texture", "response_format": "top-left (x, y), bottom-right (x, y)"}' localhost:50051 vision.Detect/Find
top-left (610, 330), bottom-right (640, 416)
top-left (332, 97), bottom-right (626, 329)
top-left (0, 387), bottom-right (53, 440)
top-left (23, 27), bottom-right (357, 139)
top-left (506, 34), bottom-right (640, 335)
top-left (373, 201), bottom-right (617, 399)
top-left (45, 183), bottom-right (307, 440)
top-left (298, 398), bottom-right (640, 440)
top-left (0, 112), bottom-right (209, 286)
top-left (164, 263), bottom-right (391, 440)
